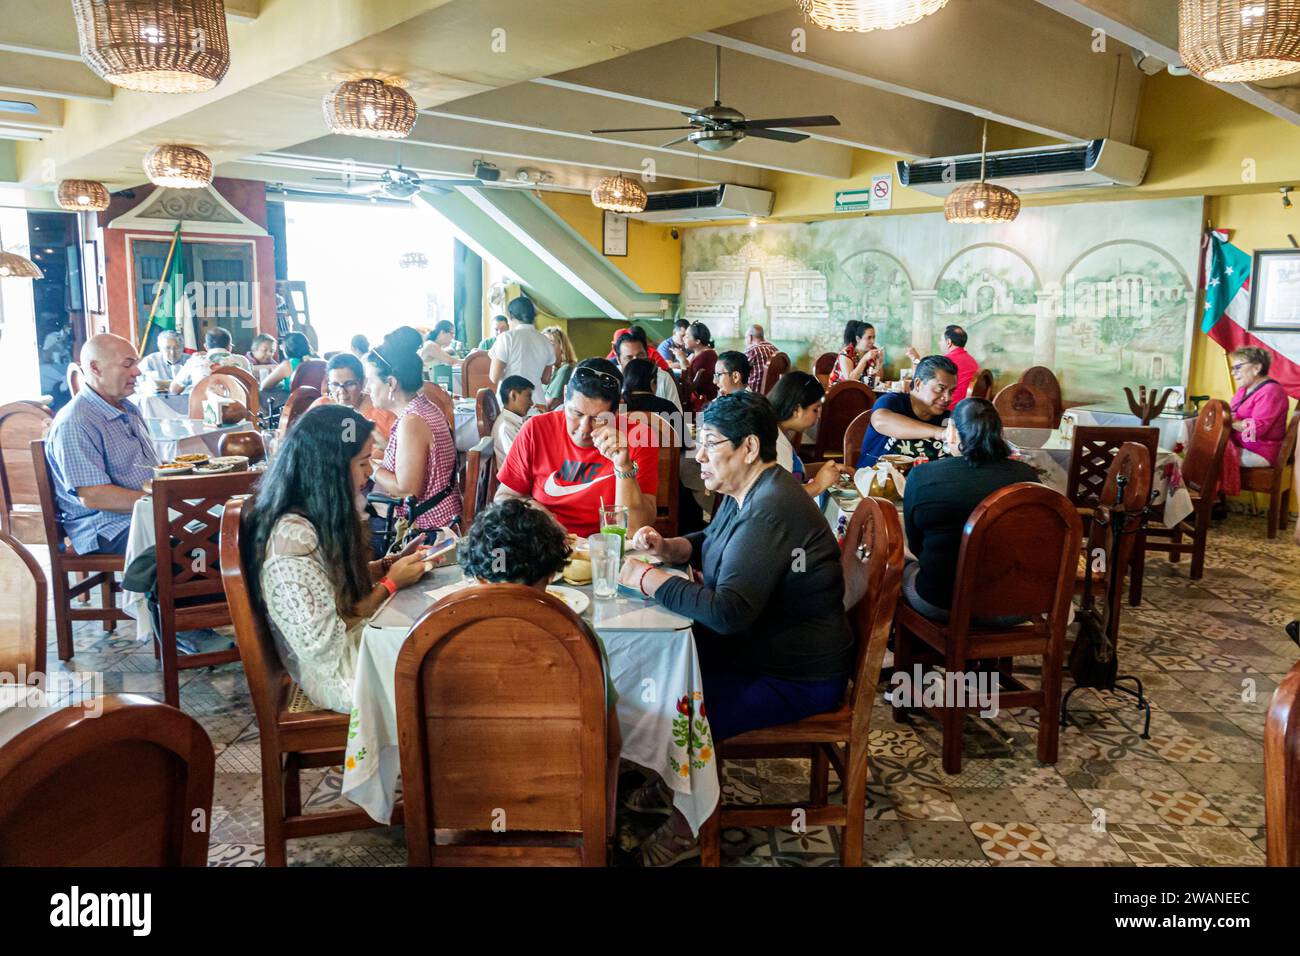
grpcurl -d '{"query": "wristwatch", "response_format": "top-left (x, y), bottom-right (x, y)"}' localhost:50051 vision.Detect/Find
top-left (615, 461), bottom-right (638, 480)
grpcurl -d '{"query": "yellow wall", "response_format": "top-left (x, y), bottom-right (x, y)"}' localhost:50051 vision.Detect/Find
top-left (537, 192), bottom-right (682, 295)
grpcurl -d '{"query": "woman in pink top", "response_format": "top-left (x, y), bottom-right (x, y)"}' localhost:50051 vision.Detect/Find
top-left (1228, 346), bottom-right (1290, 468)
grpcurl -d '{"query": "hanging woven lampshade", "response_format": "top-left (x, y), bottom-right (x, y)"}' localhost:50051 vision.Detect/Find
top-left (796, 0), bottom-right (949, 31)
top-left (71, 0), bottom-right (230, 93)
top-left (944, 119), bottom-right (1021, 224)
top-left (591, 173), bottom-right (647, 213)
top-left (56, 179), bottom-right (112, 212)
top-left (323, 78), bottom-right (417, 139)
top-left (143, 144), bottom-right (213, 188)
top-left (0, 250), bottom-right (43, 279)
top-left (1179, 0), bottom-right (1300, 82)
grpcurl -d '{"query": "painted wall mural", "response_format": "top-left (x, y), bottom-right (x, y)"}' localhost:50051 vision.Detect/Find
top-left (681, 196), bottom-right (1203, 404)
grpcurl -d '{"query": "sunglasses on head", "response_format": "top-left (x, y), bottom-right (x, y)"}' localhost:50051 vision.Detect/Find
top-left (572, 366), bottom-right (621, 388)
top-left (366, 347), bottom-right (394, 378)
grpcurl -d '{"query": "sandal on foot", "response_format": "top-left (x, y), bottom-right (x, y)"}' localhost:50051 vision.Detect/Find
top-left (637, 820), bottom-right (700, 867)
top-left (622, 780), bottom-right (672, 816)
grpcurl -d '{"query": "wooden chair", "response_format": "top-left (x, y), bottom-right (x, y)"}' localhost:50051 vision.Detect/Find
top-left (65, 363), bottom-right (84, 398)
top-left (461, 349), bottom-right (492, 399)
top-left (30, 439), bottom-right (131, 661)
top-left (627, 411), bottom-right (680, 537)
top-left (0, 401), bottom-right (54, 543)
top-left (700, 497), bottom-right (905, 867)
top-left (150, 472), bottom-right (255, 705)
top-left (1142, 399), bottom-right (1231, 585)
top-left (276, 385), bottom-right (321, 438)
top-left (993, 382), bottom-right (1055, 428)
top-left (188, 373), bottom-right (252, 423)
top-left (462, 435), bottom-right (495, 527)
top-left (760, 350), bottom-right (791, 395)
top-left (842, 409), bottom-right (871, 467)
top-left (970, 368), bottom-right (994, 400)
top-left (812, 380), bottom-right (875, 463)
top-left (894, 483), bottom-right (1082, 774)
top-left (1065, 426), bottom-right (1158, 517)
top-left (1020, 366), bottom-right (1064, 425)
top-left (813, 351), bottom-right (838, 389)
top-left (0, 694), bottom-right (214, 866)
top-left (0, 530), bottom-right (46, 682)
top-left (219, 498), bottom-right (387, 866)
top-left (288, 357), bottom-right (327, 393)
top-left (211, 365), bottom-right (261, 418)
top-left (395, 583), bottom-right (610, 865)
top-left (421, 381), bottom-right (456, 431)
top-left (1240, 411), bottom-right (1298, 539)
top-left (1265, 659), bottom-right (1300, 867)
top-left (475, 386), bottom-right (500, 441)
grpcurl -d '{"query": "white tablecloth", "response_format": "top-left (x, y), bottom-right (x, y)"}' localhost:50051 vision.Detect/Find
top-left (341, 564), bottom-right (721, 836)
top-left (129, 391), bottom-right (189, 419)
top-left (1067, 404), bottom-right (1194, 451)
top-left (452, 401), bottom-right (478, 453)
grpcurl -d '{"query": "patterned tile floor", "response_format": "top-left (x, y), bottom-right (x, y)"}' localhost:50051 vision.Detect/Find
top-left (26, 512), bottom-right (1300, 867)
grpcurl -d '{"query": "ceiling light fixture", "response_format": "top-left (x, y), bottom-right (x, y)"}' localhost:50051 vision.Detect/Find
top-left (1179, 0), bottom-right (1300, 82)
top-left (0, 249), bottom-right (42, 279)
top-left (591, 172), bottom-right (647, 213)
top-left (944, 119), bottom-right (1021, 224)
top-left (796, 0), bottom-right (950, 32)
top-left (71, 0), bottom-right (230, 93)
top-left (56, 179), bottom-right (112, 212)
top-left (143, 144), bottom-right (214, 188)
top-left (323, 77), bottom-right (417, 139)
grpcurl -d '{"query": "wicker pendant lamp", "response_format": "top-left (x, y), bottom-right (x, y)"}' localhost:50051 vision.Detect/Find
top-left (0, 249), bottom-right (42, 279)
top-left (143, 144), bottom-right (213, 188)
top-left (323, 78), bottom-right (417, 139)
top-left (796, 0), bottom-right (949, 32)
top-left (71, 0), bottom-right (230, 93)
top-left (591, 173), bottom-right (647, 213)
top-left (944, 120), bottom-right (1021, 224)
top-left (1179, 0), bottom-right (1300, 82)
top-left (56, 179), bottom-right (112, 212)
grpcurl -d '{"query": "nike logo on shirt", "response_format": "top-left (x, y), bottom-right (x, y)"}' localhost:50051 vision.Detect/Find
top-left (542, 467), bottom-right (613, 497)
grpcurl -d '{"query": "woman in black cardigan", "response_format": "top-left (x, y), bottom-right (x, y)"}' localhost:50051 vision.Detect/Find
top-left (619, 391), bottom-right (853, 864)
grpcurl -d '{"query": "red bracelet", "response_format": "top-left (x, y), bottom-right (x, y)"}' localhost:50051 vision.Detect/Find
top-left (638, 565), bottom-right (652, 597)
top-left (378, 576), bottom-right (397, 597)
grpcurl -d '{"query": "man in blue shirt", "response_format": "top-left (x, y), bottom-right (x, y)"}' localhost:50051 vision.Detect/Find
top-left (857, 354), bottom-right (958, 468)
top-left (46, 333), bottom-right (158, 555)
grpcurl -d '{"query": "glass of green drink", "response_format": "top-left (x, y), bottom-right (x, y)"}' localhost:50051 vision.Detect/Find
top-left (599, 504), bottom-right (629, 559)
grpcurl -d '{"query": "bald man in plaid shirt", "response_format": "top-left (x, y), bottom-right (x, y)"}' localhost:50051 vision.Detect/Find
top-left (744, 324), bottom-right (779, 393)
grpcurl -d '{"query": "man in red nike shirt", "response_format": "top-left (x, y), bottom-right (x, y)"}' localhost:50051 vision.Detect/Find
top-left (495, 358), bottom-right (659, 536)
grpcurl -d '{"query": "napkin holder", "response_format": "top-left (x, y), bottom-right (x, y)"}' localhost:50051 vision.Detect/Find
top-left (202, 396), bottom-right (233, 427)
top-left (854, 460), bottom-right (906, 502)
top-left (1060, 411), bottom-right (1077, 442)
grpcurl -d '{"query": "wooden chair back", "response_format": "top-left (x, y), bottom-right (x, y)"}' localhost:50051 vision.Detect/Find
top-left (840, 497), bottom-right (905, 721)
top-left (949, 483), bottom-right (1082, 638)
top-left (1085, 442), bottom-right (1155, 590)
top-left (475, 386), bottom-right (500, 440)
top-left (0, 401), bottom-right (54, 543)
top-left (1181, 399), bottom-right (1231, 495)
top-left (211, 365), bottom-right (261, 416)
top-left (396, 583), bottom-right (609, 865)
top-left (814, 380), bottom-right (875, 461)
top-left (1065, 426), bottom-right (1158, 512)
top-left (993, 382), bottom-right (1056, 428)
top-left (421, 381), bottom-right (456, 431)
top-left (626, 411), bottom-right (680, 537)
top-left (461, 349), bottom-right (492, 399)
top-left (277, 386), bottom-right (321, 437)
top-left (188, 373), bottom-right (252, 422)
top-left (813, 351), bottom-right (838, 388)
top-left (0, 530), bottom-right (46, 681)
top-left (288, 357), bottom-right (327, 393)
top-left (0, 694), bottom-right (214, 866)
top-left (66, 363), bottom-right (83, 397)
top-left (1020, 366), bottom-right (1063, 424)
top-left (153, 472), bottom-right (260, 608)
top-left (29, 439), bottom-right (70, 552)
top-left (1265, 659), bottom-right (1300, 866)
top-left (462, 436), bottom-right (495, 527)
top-left (970, 368), bottom-right (994, 400)
top-left (842, 409), bottom-right (871, 466)
top-left (761, 351), bottom-right (791, 394)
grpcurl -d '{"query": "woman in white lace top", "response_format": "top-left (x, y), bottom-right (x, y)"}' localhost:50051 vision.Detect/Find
top-left (242, 405), bottom-right (433, 712)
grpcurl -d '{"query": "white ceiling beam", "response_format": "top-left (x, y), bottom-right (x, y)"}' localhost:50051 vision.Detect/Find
top-left (0, 51), bottom-right (113, 103)
top-left (0, 94), bottom-right (64, 133)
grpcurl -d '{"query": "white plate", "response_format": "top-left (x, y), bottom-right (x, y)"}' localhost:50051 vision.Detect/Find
top-left (546, 585), bottom-right (590, 615)
top-left (625, 551), bottom-right (662, 566)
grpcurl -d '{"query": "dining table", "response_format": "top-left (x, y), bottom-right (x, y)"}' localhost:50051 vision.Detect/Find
top-left (1065, 402), bottom-right (1195, 451)
top-left (340, 558), bottom-right (721, 836)
top-left (452, 398), bottom-right (479, 453)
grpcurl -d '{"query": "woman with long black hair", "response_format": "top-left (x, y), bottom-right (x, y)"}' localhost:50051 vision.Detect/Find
top-left (674, 321), bottom-right (718, 413)
top-left (259, 330), bottom-right (315, 394)
top-left (243, 405), bottom-right (431, 712)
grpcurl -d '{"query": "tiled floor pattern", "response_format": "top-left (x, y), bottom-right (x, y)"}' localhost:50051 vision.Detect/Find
top-left (27, 512), bottom-right (1299, 867)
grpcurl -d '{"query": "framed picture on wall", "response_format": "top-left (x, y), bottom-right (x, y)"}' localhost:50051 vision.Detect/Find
top-left (1248, 249), bottom-right (1300, 333)
top-left (603, 211), bottom-right (628, 257)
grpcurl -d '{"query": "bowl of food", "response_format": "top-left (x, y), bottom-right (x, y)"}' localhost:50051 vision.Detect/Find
top-left (153, 462), bottom-right (193, 478)
top-left (193, 461), bottom-right (234, 475)
top-left (208, 455), bottom-right (250, 472)
top-left (562, 557), bottom-right (593, 586)
top-left (878, 454), bottom-right (917, 475)
top-left (174, 453), bottom-right (209, 466)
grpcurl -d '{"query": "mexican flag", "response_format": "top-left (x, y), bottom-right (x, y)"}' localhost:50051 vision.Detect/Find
top-left (1202, 230), bottom-right (1300, 399)
top-left (146, 222), bottom-right (197, 351)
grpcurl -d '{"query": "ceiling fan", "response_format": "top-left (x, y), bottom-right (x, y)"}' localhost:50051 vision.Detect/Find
top-left (313, 151), bottom-right (499, 199)
top-left (590, 45), bottom-right (840, 152)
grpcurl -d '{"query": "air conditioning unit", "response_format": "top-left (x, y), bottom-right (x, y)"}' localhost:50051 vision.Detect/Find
top-left (897, 139), bottom-right (1149, 196)
top-left (628, 184), bottom-right (774, 223)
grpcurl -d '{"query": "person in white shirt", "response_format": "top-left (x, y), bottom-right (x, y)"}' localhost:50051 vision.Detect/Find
top-left (492, 374), bottom-right (535, 464)
top-left (139, 330), bottom-right (187, 385)
top-left (489, 296), bottom-right (554, 389)
top-left (169, 328), bottom-right (252, 394)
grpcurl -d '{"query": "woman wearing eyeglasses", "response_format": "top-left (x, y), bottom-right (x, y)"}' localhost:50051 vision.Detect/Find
top-left (1228, 347), bottom-right (1289, 470)
top-left (364, 328), bottom-right (460, 540)
top-left (310, 353), bottom-right (397, 441)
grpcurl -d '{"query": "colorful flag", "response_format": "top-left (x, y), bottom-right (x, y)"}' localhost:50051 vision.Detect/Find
top-left (1201, 230), bottom-right (1300, 399)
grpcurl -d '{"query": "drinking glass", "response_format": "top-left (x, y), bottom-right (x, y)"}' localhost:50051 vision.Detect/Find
top-left (588, 533), bottom-right (621, 599)
top-left (598, 504), bottom-right (629, 559)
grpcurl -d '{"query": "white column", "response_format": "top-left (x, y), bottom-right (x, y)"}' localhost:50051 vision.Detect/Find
top-left (1033, 288), bottom-right (1061, 368)
top-left (911, 290), bottom-right (938, 356)
top-left (0, 205), bottom-right (41, 404)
